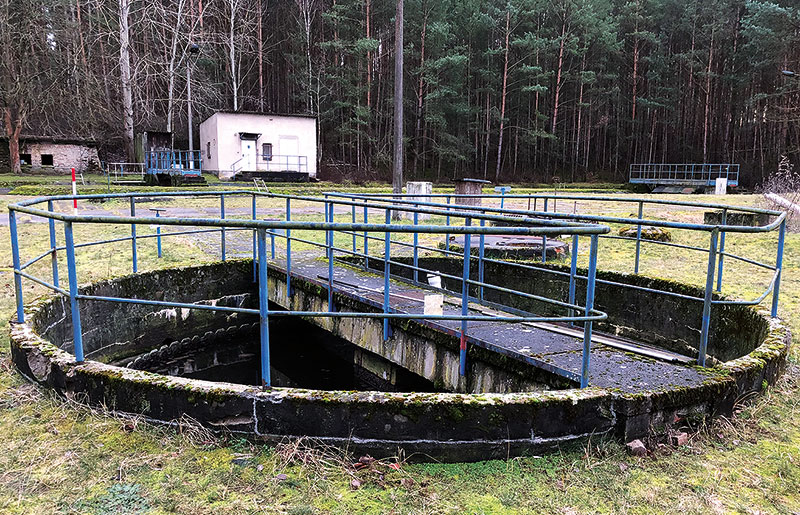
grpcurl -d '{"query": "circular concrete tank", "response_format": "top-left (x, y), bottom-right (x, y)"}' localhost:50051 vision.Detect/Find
top-left (10, 260), bottom-right (790, 462)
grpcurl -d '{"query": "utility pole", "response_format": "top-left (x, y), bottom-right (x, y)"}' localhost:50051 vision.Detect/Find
top-left (392, 0), bottom-right (404, 207)
top-left (187, 43), bottom-right (200, 168)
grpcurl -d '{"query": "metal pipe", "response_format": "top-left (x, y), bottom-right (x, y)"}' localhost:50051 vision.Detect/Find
top-left (460, 218), bottom-right (472, 376)
top-left (413, 212), bottom-right (419, 284)
top-left (220, 193), bottom-right (226, 261)
top-left (327, 202), bottom-right (334, 312)
top-left (286, 197), bottom-right (292, 296)
top-left (568, 235), bottom-right (578, 325)
top-left (352, 204), bottom-right (357, 254)
top-left (445, 196), bottom-right (451, 252)
top-left (155, 210), bottom-right (162, 258)
top-left (698, 229), bottom-right (719, 366)
top-left (634, 201), bottom-right (643, 274)
top-left (9, 211), bottom-right (24, 323)
top-left (542, 198), bottom-right (549, 263)
top-left (64, 221), bottom-right (84, 362)
top-left (251, 193), bottom-right (257, 282)
top-left (478, 219), bottom-right (485, 302)
top-left (581, 234), bottom-right (599, 388)
top-left (772, 219), bottom-right (786, 318)
top-left (257, 228), bottom-right (271, 388)
top-left (363, 200), bottom-right (369, 270)
top-left (130, 197), bottom-right (137, 273)
top-left (716, 208), bottom-right (726, 291)
top-left (383, 209), bottom-right (391, 341)
top-left (48, 200), bottom-right (59, 288)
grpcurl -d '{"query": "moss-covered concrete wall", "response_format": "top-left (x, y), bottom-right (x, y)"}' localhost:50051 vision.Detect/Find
top-left (30, 261), bottom-right (259, 363)
top-left (363, 257), bottom-right (768, 362)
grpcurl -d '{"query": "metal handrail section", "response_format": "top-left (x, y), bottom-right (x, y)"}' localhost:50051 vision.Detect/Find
top-left (106, 162), bottom-right (146, 181)
top-left (231, 155), bottom-right (308, 175)
top-left (8, 191), bottom-right (610, 389)
top-left (629, 163), bottom-right (740, 187)
top-left (145, 150), bottom-right (203, 176)
top-left (324, 191), bottom-right (787, 368)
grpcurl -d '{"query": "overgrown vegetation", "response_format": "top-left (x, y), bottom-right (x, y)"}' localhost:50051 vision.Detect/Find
top-left (0, 190), bottom-right (798, 513)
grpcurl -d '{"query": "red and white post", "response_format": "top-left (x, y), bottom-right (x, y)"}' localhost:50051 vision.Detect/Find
top-left (71, 167), bottom-right (78, 215)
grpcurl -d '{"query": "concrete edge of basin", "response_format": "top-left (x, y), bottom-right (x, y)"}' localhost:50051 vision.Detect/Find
top-left (8, 265), bottom-right (792, 462)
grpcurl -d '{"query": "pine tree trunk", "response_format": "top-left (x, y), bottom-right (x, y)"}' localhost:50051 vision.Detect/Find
top-left (413, 5), bottom-right (427, 176)
top-left (703, 28), bottom-right (714, 162)
top-left (494, 10), bottom-right (510, 182)
top-left (392, 0), bottom-right (404, 198)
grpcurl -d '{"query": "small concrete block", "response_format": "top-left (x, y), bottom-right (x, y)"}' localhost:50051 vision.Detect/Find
top-left (671, 432), bottom-right (689, 447)
top-left (626, 439), bottom-right (647, 456)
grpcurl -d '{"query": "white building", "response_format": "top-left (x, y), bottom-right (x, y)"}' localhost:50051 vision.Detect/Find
top-left (199, 112), bottom-right (317, 180)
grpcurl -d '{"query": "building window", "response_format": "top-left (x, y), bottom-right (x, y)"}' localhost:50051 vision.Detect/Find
top-left (262, 143), bottom-right (273, 161)
top-left (19, 154), bottom-right (32, 165)
top-left (207, 142), bottom-right (211, 159)
top-left (41, 154), bottom-right (54, 166)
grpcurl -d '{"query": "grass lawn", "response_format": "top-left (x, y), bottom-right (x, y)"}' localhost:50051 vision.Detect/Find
top-left (0, 185), bottom-right (798, 514)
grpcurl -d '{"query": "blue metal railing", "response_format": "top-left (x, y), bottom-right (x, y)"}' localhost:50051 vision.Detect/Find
top-left (9, 191), bottom-right (610, 389)
top-left (8, 190), bottom-right (787, 386)
top-left (629, 163), bottom-right (739, 187)
top-left (323, 191), bottom-right (786, 369)
top-left (145, 150), bottom-right (203, 176)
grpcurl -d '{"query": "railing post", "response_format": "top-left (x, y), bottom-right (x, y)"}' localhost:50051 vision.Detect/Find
top-left (445, 195), bottom-right (451, 252)
top-left (413, 211), bottom-right (419, 284)
top-left (460, 218), bottom-right (472, 377)
top-left (568, 235), bottom-right (579, 326)
top-left (363, 200), bottom-right (369, 269)
top-left (478, 218), bottom-right (485, 302)
top-left (251, 193), bottom-right (257, 282)
top-left (351, 204), bottom-right (357, 255)
top-left (286, 197), bottom-right (292, 297)
top-left (771, 219), bottom-right (786, 318)
top-left (257, 228), bottom-right (271, 388)
top-left (130, 197), bottom-right (137, 273)
top-left (580, 234), bottom-right (599, 388)
top-left (698, 229), bottom-right (719, 367)
top-left (634, 201), bottom-right (643, 274)
top-left (154, 210), bottom-right (162, 258)
top-left (64, 221), bottom-right (84, 362)
top-left (220, 193), bottom-right (226, 261)
top-left (327, 202), bottom-right (335, 312)
top-left (383, 209), bottom-right (391, 341)
top-left (47, 200), bottom-right (59, 288)
top-left (542, 198), bottom-right (549, 263)
top-left (9, 210), bottom-right (25, 323)
top-left (715, 208), bottom-right (727, 291)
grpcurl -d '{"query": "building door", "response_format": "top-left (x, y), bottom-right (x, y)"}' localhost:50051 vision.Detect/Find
top-left (242, 140), bottom-right (257, 170)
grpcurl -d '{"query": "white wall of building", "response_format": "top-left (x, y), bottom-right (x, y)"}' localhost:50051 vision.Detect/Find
top-left (199, 112), bottom-right (317, 179)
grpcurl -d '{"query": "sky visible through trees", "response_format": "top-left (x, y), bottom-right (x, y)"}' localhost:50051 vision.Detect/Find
top-left (1, 0), bottom-right (798, 185)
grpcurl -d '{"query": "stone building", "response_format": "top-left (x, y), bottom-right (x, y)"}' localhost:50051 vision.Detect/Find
top-left (1, 136), bottom-right (100, 173)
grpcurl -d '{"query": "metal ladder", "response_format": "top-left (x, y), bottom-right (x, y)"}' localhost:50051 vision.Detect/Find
top-left (253, 178), bottom-right (269, 193)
